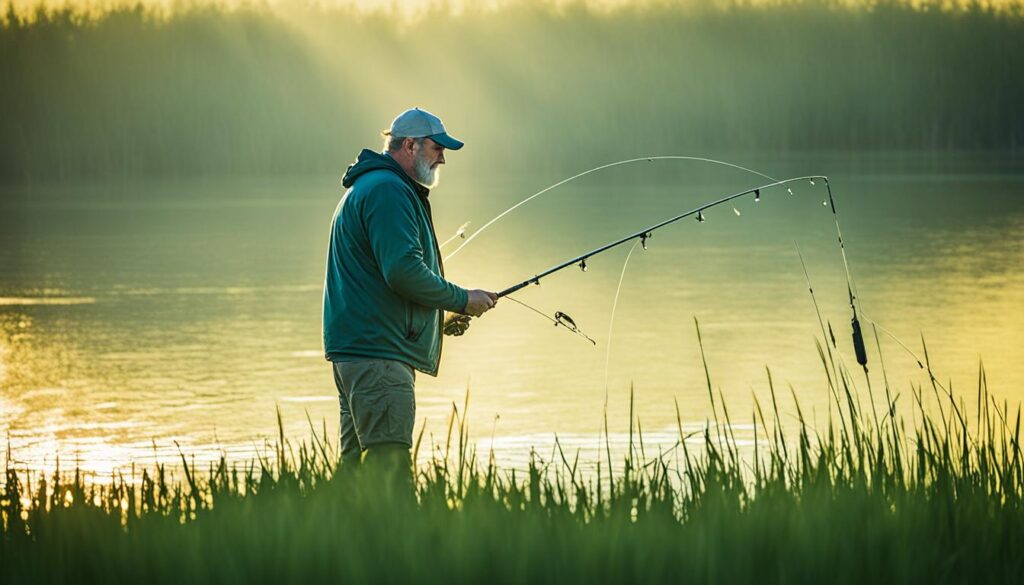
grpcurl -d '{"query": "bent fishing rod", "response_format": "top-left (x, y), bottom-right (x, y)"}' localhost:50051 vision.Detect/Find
top-left (496, 175), bottom-right (821, 296)
top-left (480, 174), bottom-right (871, 372)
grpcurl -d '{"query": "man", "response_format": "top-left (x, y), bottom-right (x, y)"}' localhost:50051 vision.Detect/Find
top-left (322, 107), bottom-right (497, 493)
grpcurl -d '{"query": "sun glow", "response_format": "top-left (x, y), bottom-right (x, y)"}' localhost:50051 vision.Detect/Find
top-left (5, 0), bottom-right (1023, 19)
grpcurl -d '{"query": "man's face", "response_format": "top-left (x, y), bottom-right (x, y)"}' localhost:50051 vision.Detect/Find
top-left (411, 138), bottom-right (445, 188)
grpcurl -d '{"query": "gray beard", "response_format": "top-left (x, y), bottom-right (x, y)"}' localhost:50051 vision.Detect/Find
top-left (413, 152), bottom-right (439, 188)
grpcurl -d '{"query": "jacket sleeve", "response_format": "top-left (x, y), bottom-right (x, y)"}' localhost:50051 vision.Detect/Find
top-left (362, 184), bottom-right (469, 312)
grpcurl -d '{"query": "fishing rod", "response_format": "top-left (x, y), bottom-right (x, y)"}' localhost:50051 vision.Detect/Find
top-left (488, 174), bottom-right (870, 373)
top-left (447, 156), bottom-right (871, 377)
top-left (444, 155), bottom-right (788, 346)
top-left (496, 175), bottom-right (821, 296)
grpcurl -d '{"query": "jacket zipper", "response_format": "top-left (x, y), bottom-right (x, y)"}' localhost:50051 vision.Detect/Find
top-left (420, 195), bottom-right (446, 373)
top-left (402, 184), bottom-right (446, 375)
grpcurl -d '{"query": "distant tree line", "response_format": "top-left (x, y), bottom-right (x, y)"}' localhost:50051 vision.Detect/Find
top-left (0, 0), bottom-right (1021, 183)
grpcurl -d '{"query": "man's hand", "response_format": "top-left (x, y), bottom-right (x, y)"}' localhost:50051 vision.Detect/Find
top-left (443, 313), bottom-right (472, 336)
top-left (462, 289), bottom-right (497, 317)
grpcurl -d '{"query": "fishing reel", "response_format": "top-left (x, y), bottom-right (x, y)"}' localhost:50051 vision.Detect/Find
top-left (443, 313), bottom-right (472, 336)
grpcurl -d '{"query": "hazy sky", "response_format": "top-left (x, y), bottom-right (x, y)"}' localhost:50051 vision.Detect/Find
top-left (10, 0), bottom-right (1024, 15)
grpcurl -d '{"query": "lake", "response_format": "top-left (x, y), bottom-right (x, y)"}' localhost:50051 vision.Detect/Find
top-left (1, 151), bottom-right (1021, 478)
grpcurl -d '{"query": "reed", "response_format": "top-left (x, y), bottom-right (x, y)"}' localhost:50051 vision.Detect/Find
top-left (2, 342), bottom-right (1021, 583)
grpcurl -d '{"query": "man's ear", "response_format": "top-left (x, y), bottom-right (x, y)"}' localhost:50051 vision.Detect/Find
top-left (403, 137), bottom-right (417, 154)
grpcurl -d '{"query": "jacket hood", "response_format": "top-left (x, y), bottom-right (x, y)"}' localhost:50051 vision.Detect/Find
top-left (341, 149), bottom-right (429, 197)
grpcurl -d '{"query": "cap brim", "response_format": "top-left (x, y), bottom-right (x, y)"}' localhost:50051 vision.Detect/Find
top-left (429, 133), bottom-right (464, 150)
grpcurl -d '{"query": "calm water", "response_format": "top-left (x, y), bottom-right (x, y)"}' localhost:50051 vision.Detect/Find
top-left (1, 152), bottom-right (1022, 477)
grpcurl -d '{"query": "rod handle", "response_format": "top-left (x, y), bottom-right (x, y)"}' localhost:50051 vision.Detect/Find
top-left (497, 280), bottom-right (534, 298)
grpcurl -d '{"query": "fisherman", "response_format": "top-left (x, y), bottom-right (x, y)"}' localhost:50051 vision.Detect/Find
top-left (322, 107), bottom-right (497, 494)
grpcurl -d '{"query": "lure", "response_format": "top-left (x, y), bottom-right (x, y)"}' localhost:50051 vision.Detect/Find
top-left (505, 297), bottom-right (596, 345)
top-left (439, 221), bottom-right (472, 249)
top-left (554, 311), bottom-right (577, 329)
top-left (554, 311), bottom-right (597, 345)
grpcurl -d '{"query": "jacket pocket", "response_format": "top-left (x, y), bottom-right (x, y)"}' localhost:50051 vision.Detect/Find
top-left (406, 304), bottom-right (430, 341)
top-left (404, 302), bottom-right (416, 340)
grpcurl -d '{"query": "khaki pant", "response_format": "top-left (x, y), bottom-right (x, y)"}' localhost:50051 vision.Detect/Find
top-left (332, 358), bottom-right (416, 459)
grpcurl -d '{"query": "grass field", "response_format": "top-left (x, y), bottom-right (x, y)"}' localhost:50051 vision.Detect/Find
top-left (3, 330), bottom-right (1022, 584)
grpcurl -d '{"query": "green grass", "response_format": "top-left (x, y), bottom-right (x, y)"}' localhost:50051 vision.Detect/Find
top-left (2, 324), bottom-right (1022, 583)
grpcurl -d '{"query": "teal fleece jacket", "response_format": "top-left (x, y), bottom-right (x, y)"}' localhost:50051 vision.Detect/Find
top-left (322, 149), bottom-right (468, 376)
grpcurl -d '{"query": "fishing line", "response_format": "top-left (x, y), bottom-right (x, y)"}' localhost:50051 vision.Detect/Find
top-left (444, 155), bottom-right (782, 263)
top-left (795, 242), bottom-right (840, 386)
top-left (504, 294), bottom-right (552, 321)
top-left (604, 240), bottom-right (642, 396)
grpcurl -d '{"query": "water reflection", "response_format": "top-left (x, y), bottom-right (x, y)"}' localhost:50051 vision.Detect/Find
top-left (1, 154), bottom-right (1022, 479)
